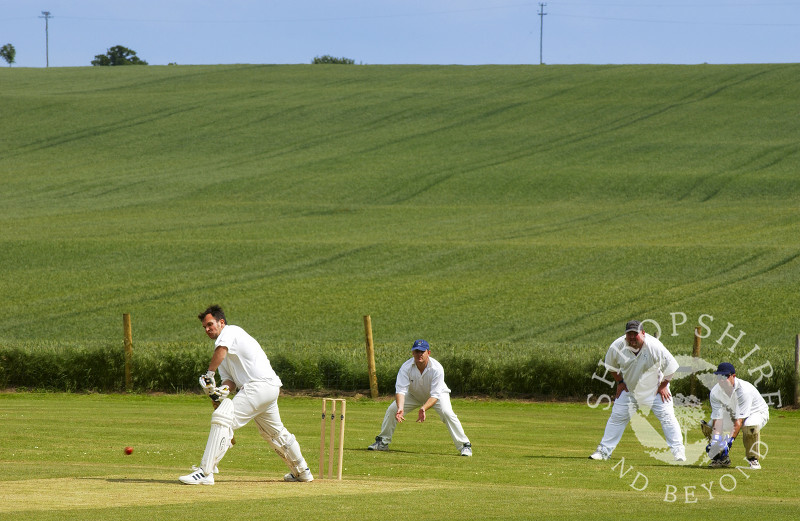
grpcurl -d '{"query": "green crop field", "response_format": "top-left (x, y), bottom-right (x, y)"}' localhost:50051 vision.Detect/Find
top-left (2, 64), bottom-right (799, 343)
top-left (2, 394), bottom-right (799, 520)
top-left (1, 64), bottom-right (799, 397)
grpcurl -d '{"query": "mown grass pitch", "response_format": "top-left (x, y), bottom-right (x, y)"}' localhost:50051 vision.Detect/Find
top-left (2, 393), bottom-right (798, 520)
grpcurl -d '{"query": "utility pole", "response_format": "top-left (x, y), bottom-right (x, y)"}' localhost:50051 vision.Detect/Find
top-left (538, 3), bottom-right (547, 65)
top-left (40, 11), bottom-right (52, 67)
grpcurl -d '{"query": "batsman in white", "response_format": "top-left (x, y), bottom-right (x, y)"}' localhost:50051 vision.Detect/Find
top-left (179, 305), bottom-right (313, 485)
top-left (701, 362), bottom-right (769, 470)
top-left (367, 339), bottom-right (472, 457)
top-left (589, 320), bottom-right (686, 462)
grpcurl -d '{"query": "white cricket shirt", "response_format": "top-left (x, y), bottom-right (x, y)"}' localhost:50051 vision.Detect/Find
top-left (215, 324), bottom-right (281, 389)
top-left (604, 333), bottom-right (679, 402)
top-left (395, 356), bottom-right (451, 401)
top-left (710, 378), bottom-right (769, 421)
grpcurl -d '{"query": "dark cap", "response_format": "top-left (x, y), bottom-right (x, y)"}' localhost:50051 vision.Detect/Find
top-left (625, 320), bottom-right (642, 333)
top-left (412, 339), bottom-right (430, 351)
top-left (713, 362), bottom-right (736, 376)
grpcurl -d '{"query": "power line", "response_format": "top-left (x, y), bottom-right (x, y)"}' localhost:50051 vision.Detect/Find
top-left (39, 10), bottom-right (53, 67)
top-left (538, 3), bottom-right (547, 65)
top-left (552, 12), bottom-right (800, 27)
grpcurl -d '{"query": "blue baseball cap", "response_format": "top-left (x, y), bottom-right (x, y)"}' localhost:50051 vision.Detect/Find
top-left (412, 339), bottom-right (430, 351)
top-left (713, 362), bottom-right (736, 376)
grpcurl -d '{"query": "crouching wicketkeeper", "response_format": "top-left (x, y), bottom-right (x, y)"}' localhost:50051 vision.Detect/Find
top-left (702, 362), bottom-right (769, 470)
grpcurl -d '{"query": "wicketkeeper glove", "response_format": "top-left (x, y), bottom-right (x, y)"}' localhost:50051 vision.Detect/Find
top-left (722, 435), bottom-right (734, 457)
top-left (707, 433), bottom-right (725, 457)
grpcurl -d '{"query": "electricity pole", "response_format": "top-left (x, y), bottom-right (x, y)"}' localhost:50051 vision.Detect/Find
top-left (40, 11), bottom-right (52, 67)
top-left (538, 3), bottom-right (547, 65)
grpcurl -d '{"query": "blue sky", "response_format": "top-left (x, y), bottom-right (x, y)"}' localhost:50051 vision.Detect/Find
top-left (1, 1), bottom-right (798, 67)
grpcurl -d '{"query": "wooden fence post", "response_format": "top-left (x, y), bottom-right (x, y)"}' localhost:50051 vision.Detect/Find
top-left (690, 326), bottom-right (701, 397)
top-left (123, 313), bottom-right (133, 391)
top-left (794, 334), bottom-right (799, 407)
top-left (363, 315), bottom-right (378, 398)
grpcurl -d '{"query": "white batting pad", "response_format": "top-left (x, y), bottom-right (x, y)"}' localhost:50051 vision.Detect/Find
top-left (270, 430), bottom-right (308, 476)
top-left (201, 398), bottom-right (235, 475)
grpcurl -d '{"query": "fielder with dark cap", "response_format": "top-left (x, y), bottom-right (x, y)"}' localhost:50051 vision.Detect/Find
top-left (367, 339), bottom-right (472, 456)
top-left (701, 362), bottom-right (769, 469)
top-left (589, 320), bottom-right (686, 462)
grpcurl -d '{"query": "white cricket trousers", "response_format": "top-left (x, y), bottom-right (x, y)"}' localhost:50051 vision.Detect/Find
top-left (377, 393), bottom-right (470, 450)
top-left (596, 389), bottom-right (684, 458)
top-left (230, 380), bottom-right (307, 454)
top-left (229, 380), bottom-right (285, 432)
top-left (743, 411), bottom-right (769, 430)
top-left (711, 410), bottom-right (769, 431)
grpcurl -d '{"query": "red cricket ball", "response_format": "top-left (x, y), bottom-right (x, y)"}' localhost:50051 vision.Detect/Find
top-left (124, 446), bottom-right (134, 455)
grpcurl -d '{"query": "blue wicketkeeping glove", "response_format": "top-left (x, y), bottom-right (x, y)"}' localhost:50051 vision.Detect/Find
top-left (707, 434), bottom-right (725, 458)
top-left (721, 435), bottom-right (734, 457)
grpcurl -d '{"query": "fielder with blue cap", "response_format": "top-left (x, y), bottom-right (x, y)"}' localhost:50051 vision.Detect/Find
top-left (367, 339), bottom-right (472, 456)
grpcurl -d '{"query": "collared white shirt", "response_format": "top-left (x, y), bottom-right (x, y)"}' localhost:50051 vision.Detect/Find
top-left (215, 324), bottom-right (281, 389)
top-left (395, 356), bottom-right (451, 401)
top-left (710, 377), bottom-right (769, 421)
top-left (604, 333), bottom-right (679, 401)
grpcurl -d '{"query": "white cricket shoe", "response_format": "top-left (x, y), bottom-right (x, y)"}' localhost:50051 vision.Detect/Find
top-left (589, 450), bottom-right (609, 461)
top-left (367, 436), bottom-right (389, 451)
top-left (460, 443), bottom-right (472, 457)
top-left (179, 466), bottom-right (214, 485)
top-left (674, 451), bottom-right (686, 462)
top-left (284, 468), bottom-right (314, 482)
top-left (748, 458), bottom-right (761, 470)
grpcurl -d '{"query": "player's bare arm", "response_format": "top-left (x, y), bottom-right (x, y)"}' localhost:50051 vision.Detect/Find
top-left (395, 393), bottom-right (406, 422)
top-left (611, 371), bottom-right (627, 398)
top-left (657, 376), bottom-right (673, 402)
top-left (208, 345), bottom-right (228, 372)
top-left (730, 418), bottom-right (744, 439)
top-left (417, 397), bottom-right (438, 423)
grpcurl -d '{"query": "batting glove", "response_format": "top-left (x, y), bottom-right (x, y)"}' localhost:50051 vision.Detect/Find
top-left (207, 385), bottom-right (230, 403)
top-left (216, 384), bottom-right (231, 399)
top-left (199, 371), bottom-right (216, 395)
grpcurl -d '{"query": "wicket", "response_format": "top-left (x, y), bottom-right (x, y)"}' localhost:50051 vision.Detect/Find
top-left (319, 398), bottom-right (346, 480)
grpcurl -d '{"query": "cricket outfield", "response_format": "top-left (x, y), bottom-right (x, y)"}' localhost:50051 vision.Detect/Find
top-left (2, 393), bottom-right (798, 520)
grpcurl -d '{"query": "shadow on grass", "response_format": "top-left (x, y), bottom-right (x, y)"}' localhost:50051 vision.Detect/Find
top-left (78, 477), bottom-right (177, 484)
top-left (363, 448), bottom-right (465, 457)
top-left (81, 477), bottom-right (290, 484)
